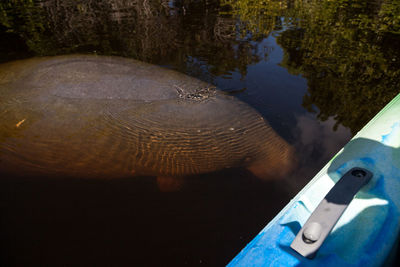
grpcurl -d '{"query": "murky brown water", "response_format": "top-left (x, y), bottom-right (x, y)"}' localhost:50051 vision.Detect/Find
top-left (0, 0), bottom-right (399, 266)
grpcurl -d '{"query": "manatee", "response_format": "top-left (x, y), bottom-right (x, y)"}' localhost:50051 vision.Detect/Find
top-left (0, 55), bottom-right (294, 190)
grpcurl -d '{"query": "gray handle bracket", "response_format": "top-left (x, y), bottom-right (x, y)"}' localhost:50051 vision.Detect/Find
top-left (290, 167), bottom-right (372, 258)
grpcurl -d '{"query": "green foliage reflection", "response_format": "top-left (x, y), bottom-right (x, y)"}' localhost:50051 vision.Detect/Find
top-left (276, 0), bottom-right (400, 133)
top-left (223, 0), bottom-right (400, 133)
top-left (220, 0), bottom-right (287, 38)
top-left (0, 0), bottom-right (267, 81)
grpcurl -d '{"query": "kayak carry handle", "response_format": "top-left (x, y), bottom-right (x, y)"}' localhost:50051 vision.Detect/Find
top-left (290, 167), bottom-right (372, 259)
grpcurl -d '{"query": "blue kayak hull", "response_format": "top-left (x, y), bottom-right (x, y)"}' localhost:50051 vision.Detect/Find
top-left (229, 94), bottom-right (400, 266)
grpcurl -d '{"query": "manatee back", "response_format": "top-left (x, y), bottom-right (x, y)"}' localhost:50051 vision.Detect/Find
top-left (0, 55), bottom-right (289, 178)
top-left (0, 55), bottom-right (210, 101)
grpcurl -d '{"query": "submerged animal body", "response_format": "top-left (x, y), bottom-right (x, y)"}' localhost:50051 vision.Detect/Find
top-left (0, 55), bottom-right (293, 182)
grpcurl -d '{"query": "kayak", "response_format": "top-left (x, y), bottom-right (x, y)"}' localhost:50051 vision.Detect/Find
top-left (228, 93), bottom-right (400, 266)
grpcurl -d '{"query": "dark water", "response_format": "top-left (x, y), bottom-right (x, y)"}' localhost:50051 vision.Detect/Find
top-left (0, 0), bottom-right (399, 266)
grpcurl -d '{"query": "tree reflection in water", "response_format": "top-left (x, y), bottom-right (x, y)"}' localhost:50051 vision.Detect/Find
top-left (1, 0), bottom-right (399, 132)
top-left (276, 0), bottom-right (400, 134)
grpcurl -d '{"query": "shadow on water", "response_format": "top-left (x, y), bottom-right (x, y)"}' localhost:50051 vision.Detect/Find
top-left (0, 169), bottom-right (292, 266)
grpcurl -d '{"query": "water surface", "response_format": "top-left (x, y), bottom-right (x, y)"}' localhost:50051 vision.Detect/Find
top-left (0, 0), bottom-right (399, 266)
